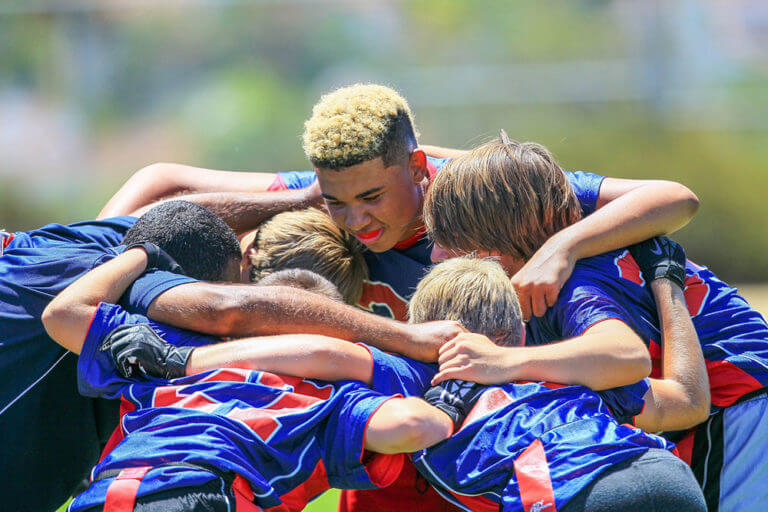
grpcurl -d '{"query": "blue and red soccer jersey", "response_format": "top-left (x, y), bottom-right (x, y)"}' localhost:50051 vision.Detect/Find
top-left (0, 216), bottom-right (195, 512)
top-left (413, 379), bottom-right (673, 512)
top-left (71, 302), bottom-right (435, 511)
top-left (270, 162), bottom-right (608, 511)
top-left (269, 161), bottom-right (606, 321)
top-left (527, 250), bottom-right (768, 410)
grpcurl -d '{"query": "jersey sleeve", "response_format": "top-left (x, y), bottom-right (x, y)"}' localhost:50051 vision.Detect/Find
top-left (78, 302), bottom-right (219, 399)
top-left (549, 267), bottom-right (636, 339)
top-left (268, 170), bottom-right (317, 191)
top-left (596, 378), bottom-right (650, 424)
top-left (319, 384), bottom-right (405, 489)
top-left (120, 268), bottom-right (196, 315)
top-left (564, 170), bottom-right (606, 216)
top-left (66, 216), bottom-right (138, 247)
top-left (359, 344), bottom-right (437, 397)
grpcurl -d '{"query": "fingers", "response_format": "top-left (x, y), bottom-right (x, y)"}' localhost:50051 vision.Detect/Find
top-left (432, 366), bottom-right (472, 385)
top-left (531, 290), bottom-right (548, 318)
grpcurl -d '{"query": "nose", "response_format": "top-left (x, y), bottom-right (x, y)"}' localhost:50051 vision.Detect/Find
top-left (430, 243), bottom-right (451, 263)
top-left (345, 206), bottom-right (372, 232)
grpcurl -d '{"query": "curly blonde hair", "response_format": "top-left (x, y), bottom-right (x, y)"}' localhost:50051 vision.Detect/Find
top-left (249, 208), bottom-right (368, 305)
top-left (302, 84), bottom-right (419, 169)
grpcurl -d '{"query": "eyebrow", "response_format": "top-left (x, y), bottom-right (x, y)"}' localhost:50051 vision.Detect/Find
top-left (322, 186), bottom-right (385, 201)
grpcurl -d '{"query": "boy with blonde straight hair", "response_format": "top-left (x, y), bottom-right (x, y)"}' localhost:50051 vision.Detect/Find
top-left (425, 131), bottom-right (768, 510)
top-left (408, 257), bottom-right (524, 348)
top-left (245, 208), bottom-right (368, 305)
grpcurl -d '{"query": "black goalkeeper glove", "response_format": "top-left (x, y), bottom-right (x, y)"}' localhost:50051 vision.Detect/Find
top-left (423, 379), bottom-right (487, 432)
top-left (101, 324), bottom-right (193, 380)
top-left (124, 241), bottom-right (185, 276)
top-left (628, 236), bottom-right (687, 290)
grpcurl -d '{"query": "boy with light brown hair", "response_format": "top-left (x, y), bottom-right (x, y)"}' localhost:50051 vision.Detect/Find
top-left (244, 208), bottom-right (368, 305)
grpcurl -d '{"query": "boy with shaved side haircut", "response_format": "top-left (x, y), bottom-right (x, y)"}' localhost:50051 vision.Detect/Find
top-left (102, 82), bottom-right (701, 511)
top-left (425, 132), bottom-right (768, 510)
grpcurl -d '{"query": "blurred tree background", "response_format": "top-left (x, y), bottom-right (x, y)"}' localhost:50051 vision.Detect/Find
top-left (2, 0), bottom-right (767, 282)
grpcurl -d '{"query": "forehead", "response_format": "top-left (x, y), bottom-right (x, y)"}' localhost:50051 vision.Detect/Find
top-left (317, 157), bottom-right (408, 198)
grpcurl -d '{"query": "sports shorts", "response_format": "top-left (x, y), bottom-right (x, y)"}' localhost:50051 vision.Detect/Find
top-left (687, 387), bottom-right (768, 511)
top-left (82, 463), bottom-right (263, 512)
top-left (561, 448), bottom-right (706, 512)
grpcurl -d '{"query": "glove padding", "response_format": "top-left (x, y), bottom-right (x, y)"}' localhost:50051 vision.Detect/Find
top-left (423, 379), bottom-right (487, 432)
top-left (101, 324), bottom-right (193, 380)
top-left (628, 236), bottom-right (687, 290)
top-left (124, 241), bottom-right (185, 275)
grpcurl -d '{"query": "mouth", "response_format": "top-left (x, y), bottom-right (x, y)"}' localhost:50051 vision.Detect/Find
top-left (355, 228), bottom-right (384, 245)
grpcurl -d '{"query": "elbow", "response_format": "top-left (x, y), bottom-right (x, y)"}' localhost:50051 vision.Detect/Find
top-left (625, 346), bottom-right (653, 383)
top-left (41, 302), bottom-right (61, 337)
top-left (661, 181), bottom-right (700, 230)
top-left (380, 406), bottom-right (451, 454)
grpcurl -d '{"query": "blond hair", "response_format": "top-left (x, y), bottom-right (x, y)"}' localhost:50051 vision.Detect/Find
top-left (302, 83), bottom-right (419, 169)
top-left (408, 257), bottom-right (523, 347)
top-left (424, 130), bottom-right (582, 260)
top-left (249, 208), bottom-right (368, 304)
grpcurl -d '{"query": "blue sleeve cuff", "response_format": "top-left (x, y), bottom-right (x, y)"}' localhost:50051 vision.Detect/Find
top-left (121, 269), bottom-right (196, 315)
top-left (565, 170), bottom-right (606, 216)
top-left (363, 344), bottom-right (437, 397)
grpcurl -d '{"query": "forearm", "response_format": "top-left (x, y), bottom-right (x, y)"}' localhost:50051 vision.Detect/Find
top-left (637, 280), bottom-right (709, 430)
top-left (419, 145), bottom-right (469, 159)
top-left (130, 189), bottom-right (317, 235)
top-left (185, 334), bottom-right (374, 383)
top-left (364, 397), bottom-right (454, 454)
top-left (147, 283), bottom-right (436, 361)
top-left (556, 180), bottom-right (699, 262)
top-left (98, 163), bottom-right (279, 219)
top-left (511, 322), bottom-right (652, 389)
top-left (42, 249), bottom-right (148, 353)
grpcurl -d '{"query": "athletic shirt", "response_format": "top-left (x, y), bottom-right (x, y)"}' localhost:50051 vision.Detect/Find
top-left (270, 161), bottom-right (606, 512)
top-left (70, 302), bottom-right (436, 511)
top-left (0, 217), bottom-right (193, 414)
top-left (413, 379), bottom-right (672, 512)
top-left (0, 216), bottom-right (196, 511)
top-left (527, 251), bottom-right (768, 409)
top-left (269, 160), bottom-right (605, 320)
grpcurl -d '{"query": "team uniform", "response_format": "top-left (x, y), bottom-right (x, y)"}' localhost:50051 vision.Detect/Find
top-left (269, 161), bottom-right (607, 512)
top-left (526, 251), bottom-right (768, 510)
top-left (0, 217), bottom-right (194, 511)
top-left (413, 380), bottom-right (705, 512)
top-left (70, 302), bottom-right (436, 512)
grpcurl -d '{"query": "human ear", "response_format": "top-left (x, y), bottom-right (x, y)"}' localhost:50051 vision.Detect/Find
top-left (409, 149), bottom-right (428, 183)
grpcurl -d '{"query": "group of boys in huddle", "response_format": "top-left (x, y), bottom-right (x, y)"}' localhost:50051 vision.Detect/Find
top-left (2, 84), bottom-right (767, 512)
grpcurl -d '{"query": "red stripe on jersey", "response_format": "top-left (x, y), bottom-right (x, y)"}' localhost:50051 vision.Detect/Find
top-left (614, 250), bottom-right (645, 286)
top-left (461, 388), bottom-right (512, 428)
top-left (256, 373), bottom-right (333, 401)
top-left (339, 460), bottom-right (463, 512)
top-left (271, 460), bottom-right (330, 512)
top-left (357, 281), bottom-right (409, 321)
top-left (648, 338), bottom-right (662, 379)
top-left (674, 428), bottom-right (696, 466)
top-left (267, 175), bottom-right (288, 192)
top-left (683, 274), bottom-right (710, 317)
top-left (514, 439), bottom-right (558, 512)
top-left (100, 397), bottom-right (137, 462)
top-left (103, 466), bottom-right (152, 512)
top-left (393, 225), bottom-right (426, 250)
top-left (707, 359), bottom-right (763, 407)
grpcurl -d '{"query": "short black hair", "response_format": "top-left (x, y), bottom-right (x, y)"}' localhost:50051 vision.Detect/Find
top-left (123, 200), bottom-right (241, 282)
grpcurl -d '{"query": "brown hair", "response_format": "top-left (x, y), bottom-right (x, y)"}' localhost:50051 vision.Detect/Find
top-left (257, 269), bottom-right (345, 303)
top-left (424, 130), bottom-right (582, 260)
top-left (409, 257), bottom-right (523, 347)
top-left (302, 83), bottom-right (419, 169)
top-left (249, 208), bottom-right (368, 304)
